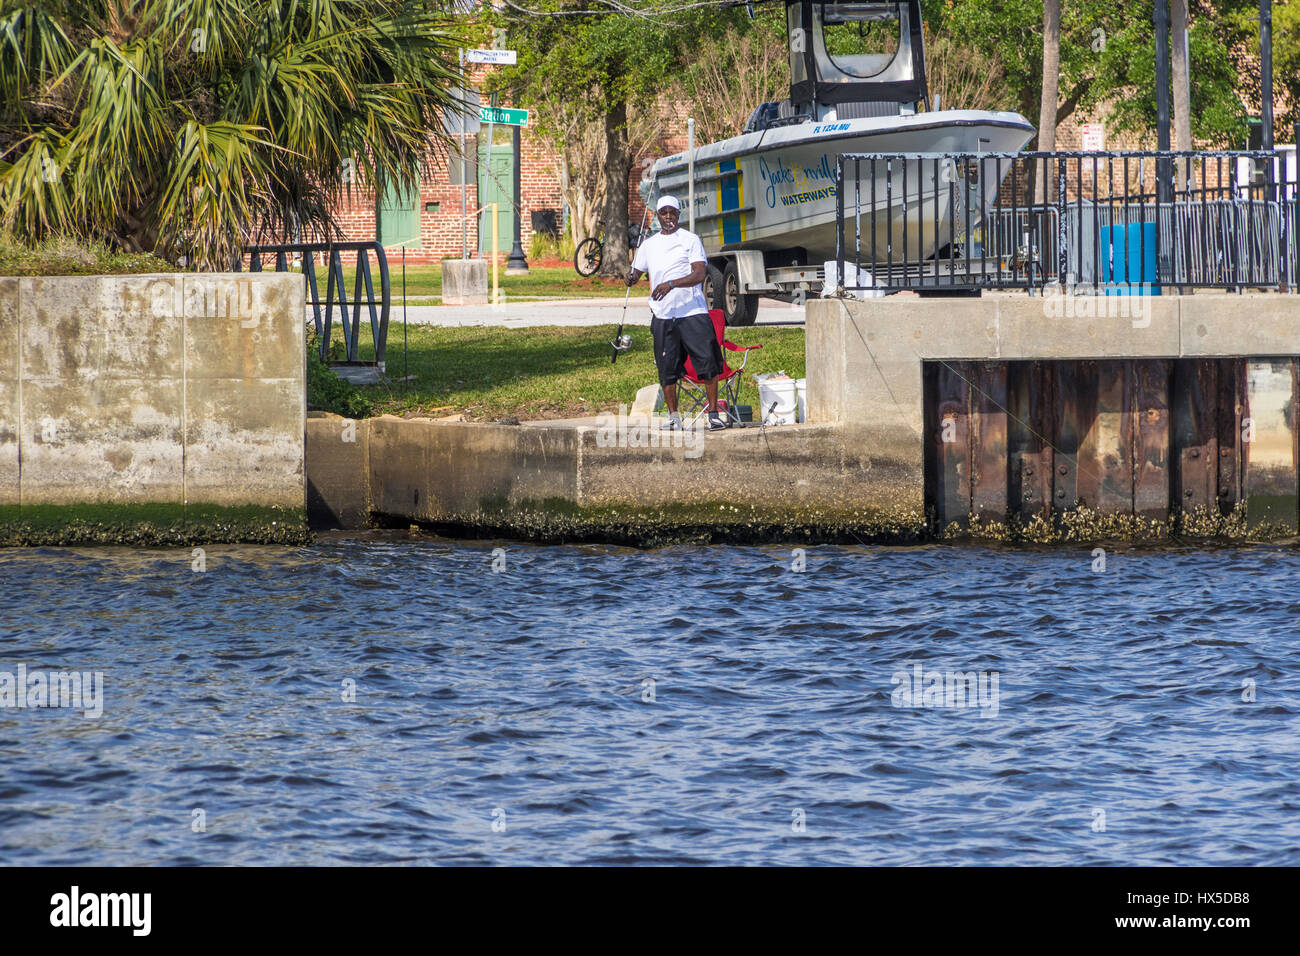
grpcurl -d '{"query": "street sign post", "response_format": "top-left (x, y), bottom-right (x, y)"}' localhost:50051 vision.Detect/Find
top-left (479, 106), bottom-right (529, 127)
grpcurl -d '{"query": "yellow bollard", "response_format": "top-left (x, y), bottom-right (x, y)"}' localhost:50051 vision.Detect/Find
top-left (491, 202), bottom-right (500, 305)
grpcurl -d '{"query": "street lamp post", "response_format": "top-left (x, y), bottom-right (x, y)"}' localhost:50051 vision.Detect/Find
top-left (1262, 0), bottom-right (1274, 151)
top-left (507, 125), bottom-right (529, 273)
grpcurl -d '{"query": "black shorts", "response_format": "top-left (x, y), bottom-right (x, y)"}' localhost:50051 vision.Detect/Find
top-left (651, 313), bottom-right (723, 387)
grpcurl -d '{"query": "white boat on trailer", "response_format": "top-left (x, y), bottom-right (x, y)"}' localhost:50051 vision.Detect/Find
top-left (645, 1), bottom-right (1035, 324)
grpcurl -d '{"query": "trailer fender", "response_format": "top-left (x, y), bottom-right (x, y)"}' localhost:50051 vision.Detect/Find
top-left (726, 250), bottom-right (778, 293)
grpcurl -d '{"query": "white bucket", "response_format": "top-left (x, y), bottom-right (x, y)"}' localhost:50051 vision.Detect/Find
top-left (795, 378), bottom-right (807, 423)
top-left (755, 372), bottom-right (798, 425)
top-left (821, 260), bottom-right (884, 299)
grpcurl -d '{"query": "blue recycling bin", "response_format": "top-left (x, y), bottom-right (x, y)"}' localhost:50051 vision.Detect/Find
top-left (1103, 222), bottom-right (1161, 295)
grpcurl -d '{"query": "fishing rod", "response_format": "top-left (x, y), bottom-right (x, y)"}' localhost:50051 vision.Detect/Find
top-left (610, 206), bottom-right (652, 364)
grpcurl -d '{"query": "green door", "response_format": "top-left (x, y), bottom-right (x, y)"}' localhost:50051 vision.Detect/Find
top-left (477, 127), bottom-right (513, 255)
top-left (377, 175), bottom-right (421, 249)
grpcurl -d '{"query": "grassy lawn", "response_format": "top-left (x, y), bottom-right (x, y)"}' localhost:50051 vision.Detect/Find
top-left (349, 324), bottom-right (806, 421)
top-left (364, 262), bottom-right (630, 303)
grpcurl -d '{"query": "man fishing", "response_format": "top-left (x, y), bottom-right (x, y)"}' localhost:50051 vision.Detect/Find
top-left (626, 195), bottom-right (726, 431)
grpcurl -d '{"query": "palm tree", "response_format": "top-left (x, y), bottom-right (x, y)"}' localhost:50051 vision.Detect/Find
top-left (0, 0), bottom-right (465, 269)
top-left (1171, 0), bottom-right (1192, 150)
top-left (1035, 0), bottom-right (1060, 204)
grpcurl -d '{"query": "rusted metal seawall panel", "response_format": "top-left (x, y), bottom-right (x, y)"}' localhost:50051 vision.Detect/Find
top-left (1007, 362), bottom-right (1054, 524)
top-left (1132, 360), bottom-right (1171, 520)
top-left (924, 362), bottom-right (971, 528)
top-left (1054, 361), bottom-right (1091, 512)
top-left (1173, 360), bottom-right (1217, 514)
top-left (924, 358), bottom-right (1291, 531)
top-left (1216, 359), bottom-right (1245, 514)
top-left (970, 362), bottom-right (1009, 525)
top-left (924, 361), bottom-right (1009, 528)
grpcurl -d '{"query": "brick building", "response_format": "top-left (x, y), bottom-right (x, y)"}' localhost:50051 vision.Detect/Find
top-left (325, 64), bottom-right (565, 264)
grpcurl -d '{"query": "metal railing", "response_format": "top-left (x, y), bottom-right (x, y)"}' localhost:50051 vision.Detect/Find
top-left (241, 241), bottom-right (391, 367)
top-left (833, 150), bottom-right (1299, 295)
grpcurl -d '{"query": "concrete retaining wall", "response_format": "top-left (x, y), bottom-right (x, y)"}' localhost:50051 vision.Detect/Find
top-left (805, 293), bottom-right (1300, 522)
top-left (302, 292), bottom-right (1300, 545)
top-left (0, 273), bottom-right (305, 540)
top-left (306, 413), bottom-right (912, 541)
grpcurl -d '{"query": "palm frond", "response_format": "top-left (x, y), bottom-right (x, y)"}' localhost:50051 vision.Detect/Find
top-left (155, 119), bottom-right (279, 267)
top-left (0, 127), bottom-right (73, 236)
top-left (0, 4), bottom-right (77, 114)
top-left (1, 0), bottom-right (466, 262)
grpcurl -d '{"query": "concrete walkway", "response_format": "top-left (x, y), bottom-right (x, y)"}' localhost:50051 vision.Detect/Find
top-left (380, 296), bottom-right (805, 328)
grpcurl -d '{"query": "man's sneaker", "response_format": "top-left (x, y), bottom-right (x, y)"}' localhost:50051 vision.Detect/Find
top-left (660, 415), bottom-right (682, 430)
top-left (708, 413), bottom-right (727, 431)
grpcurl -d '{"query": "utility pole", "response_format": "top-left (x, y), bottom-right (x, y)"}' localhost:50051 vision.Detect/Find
top-left (1154, 0), bottom-right (1173, 206)
top-left (1261, 0), bottom-right (1274, 150)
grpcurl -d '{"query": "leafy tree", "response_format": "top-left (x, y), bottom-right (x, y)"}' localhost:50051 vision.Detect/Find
top-left (669, 5), bottom-right (786, 145)
top-left (1090, 0), bottom-right (1250, 148)
top-left (0, 0), bottom-right (466, 268)
top-left (922, 0), bottom-right (1249, 149)
top-left (1224, 0), bottom-right (1300, 143)
top-left (495, 1), bottom-right (712, 276)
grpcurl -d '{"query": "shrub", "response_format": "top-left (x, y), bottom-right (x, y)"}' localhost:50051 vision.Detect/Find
top-left (305, 324), bottom-right (373, 419)
top-left (528, 230), bottom-right (576, 264)
top-left (0, 234), bottom-right (170, 276)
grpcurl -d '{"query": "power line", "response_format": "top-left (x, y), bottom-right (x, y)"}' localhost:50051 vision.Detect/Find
top-left (500, 0), bottom-right (778, 19)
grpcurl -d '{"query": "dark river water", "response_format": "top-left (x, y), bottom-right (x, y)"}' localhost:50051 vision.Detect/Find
top-left (1, 533), bottom-right (1297, 866)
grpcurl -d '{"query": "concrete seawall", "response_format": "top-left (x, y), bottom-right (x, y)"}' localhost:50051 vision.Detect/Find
top-left (308, 413), bottom-right (921, 545)
top-left (807, 293), bottom-right (1300, 538)
top-left (0, 273), bottom-right (308, 545)
top-left (308, 292), bottom-right (1300, 546)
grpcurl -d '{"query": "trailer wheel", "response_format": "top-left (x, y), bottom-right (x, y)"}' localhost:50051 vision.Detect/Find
top-left (703, 265), bottom-right (725, 311)
top-left (723, 260), bottom-right (759, 326)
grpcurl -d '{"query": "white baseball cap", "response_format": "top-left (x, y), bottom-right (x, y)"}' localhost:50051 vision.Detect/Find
top-left (656, 195), bottom-right (680, 211)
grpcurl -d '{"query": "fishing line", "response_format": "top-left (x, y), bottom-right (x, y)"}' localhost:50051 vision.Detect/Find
top-left (757, 400), bottom-right (781, 480)
top-left (611, 206), bottom-right (652, 363)
top-left (751, 372), bottom-right (878, 549)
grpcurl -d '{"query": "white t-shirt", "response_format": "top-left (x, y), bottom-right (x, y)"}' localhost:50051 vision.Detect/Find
top-left (632, 227), bottom-right (709, 320)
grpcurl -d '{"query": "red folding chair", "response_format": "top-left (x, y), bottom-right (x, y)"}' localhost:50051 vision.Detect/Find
top-left (681, 309), bottom-right (762, 428)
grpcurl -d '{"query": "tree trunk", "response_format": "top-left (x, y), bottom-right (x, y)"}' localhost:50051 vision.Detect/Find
top-left (1035, 0), bottom-right (1060, 204)
top-left (562, 154), bottom-right (596, 251)
top-left (1171, 0), bottom-right (1193, 189)
top-left (599, 99), bottom-right (631, 278)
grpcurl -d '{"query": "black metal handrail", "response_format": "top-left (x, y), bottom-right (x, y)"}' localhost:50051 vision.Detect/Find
top-left (240, 241), bottom-right (391, 367)
top-left (833, 149), bottom-right (1299, 296)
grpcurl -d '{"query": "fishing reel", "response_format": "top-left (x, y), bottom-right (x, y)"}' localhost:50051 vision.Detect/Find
top-left (610, 333), bottom-right (633, 353)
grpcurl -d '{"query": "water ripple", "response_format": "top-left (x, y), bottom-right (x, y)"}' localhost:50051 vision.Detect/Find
top-left (0, 534), bottom-right (1296, 864)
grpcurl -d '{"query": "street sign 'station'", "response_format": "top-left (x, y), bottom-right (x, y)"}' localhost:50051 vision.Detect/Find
top-left (479, 106), bottom-right (529, 127)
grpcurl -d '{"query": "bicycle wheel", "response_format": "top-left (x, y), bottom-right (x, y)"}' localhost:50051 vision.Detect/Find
top-left (574, 237), bottom-right (603, 277)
